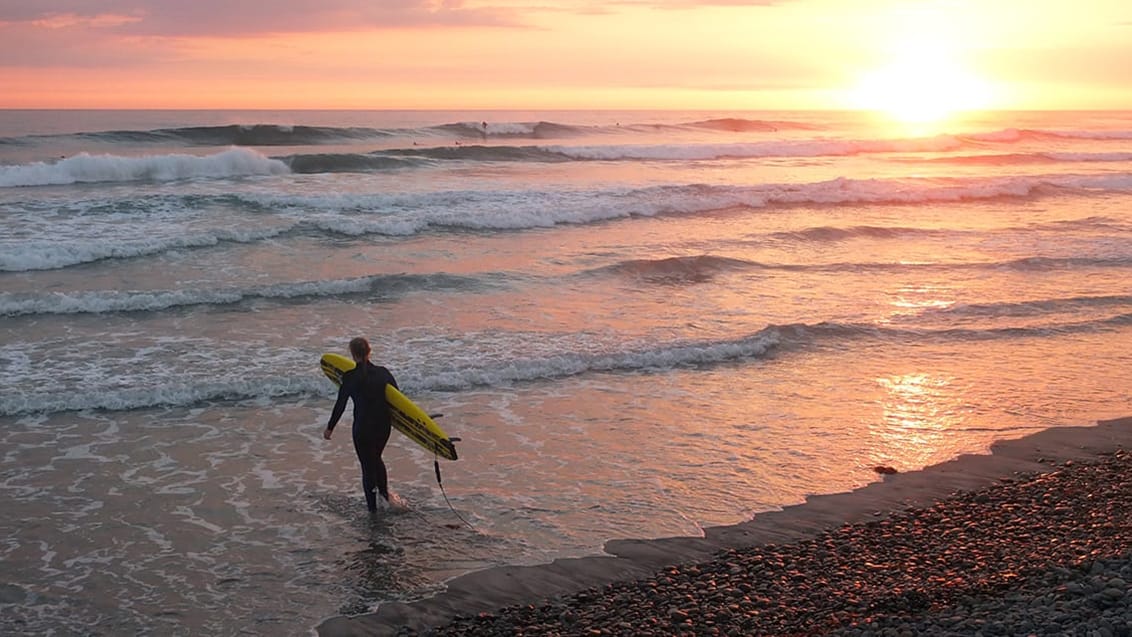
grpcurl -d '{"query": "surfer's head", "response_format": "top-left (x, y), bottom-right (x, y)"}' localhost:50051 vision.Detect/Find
top-left (348, 337), bottom-right (371, 363)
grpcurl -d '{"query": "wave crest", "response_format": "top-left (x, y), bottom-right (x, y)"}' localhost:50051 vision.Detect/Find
top-left (433, 120), bottom-right (587, 139)
top-left (686, 118), bottom-right (819, 132)
top-left (965, 127), bottom-right (1132, 143)
top-left (598, 255), bottom-right (753, 284)
top-left (86, 124), bottom-right (391, 146)
top-left (0, 147), bottom-right (289, 187)
top-left (0, 273), bottom-right (489, 316)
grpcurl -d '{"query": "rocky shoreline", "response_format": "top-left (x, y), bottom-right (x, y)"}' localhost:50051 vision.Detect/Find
top-left (421, 449), bottom-right (1131, 636)
top-left (318, 417), bottom-right (1132, 636)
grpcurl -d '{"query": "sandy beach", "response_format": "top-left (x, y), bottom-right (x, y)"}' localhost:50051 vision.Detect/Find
top-left (318, 416), bottom-right (1132, 636)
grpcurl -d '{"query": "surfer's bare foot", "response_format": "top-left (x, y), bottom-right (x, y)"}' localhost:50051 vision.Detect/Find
top-left (385, 493), bottom-right (409, 512)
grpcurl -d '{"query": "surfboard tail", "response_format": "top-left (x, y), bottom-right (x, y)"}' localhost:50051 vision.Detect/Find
top-left (437, 440), bottom-right (458, 461)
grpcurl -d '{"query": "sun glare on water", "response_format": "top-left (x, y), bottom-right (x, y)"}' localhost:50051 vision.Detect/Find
top-left (846, 43), bottom-right (997, 128)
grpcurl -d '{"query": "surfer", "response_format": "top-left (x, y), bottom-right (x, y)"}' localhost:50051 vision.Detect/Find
top-left (323, 337), bottom-right (399, 512)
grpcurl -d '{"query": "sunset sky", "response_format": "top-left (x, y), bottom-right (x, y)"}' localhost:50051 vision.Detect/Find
top-left (2, 0), bottom-right (1131, 111)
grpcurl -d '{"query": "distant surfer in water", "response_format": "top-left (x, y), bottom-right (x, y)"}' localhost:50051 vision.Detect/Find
top-left (323, 337), bottom-right (399, 512)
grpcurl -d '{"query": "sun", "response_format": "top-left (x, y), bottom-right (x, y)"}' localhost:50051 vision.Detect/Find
top-left (846, 44), bottom-right (996, 125)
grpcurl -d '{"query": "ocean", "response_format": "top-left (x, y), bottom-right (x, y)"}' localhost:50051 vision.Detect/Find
top-left (1, 109), bottom-right (1130, 635)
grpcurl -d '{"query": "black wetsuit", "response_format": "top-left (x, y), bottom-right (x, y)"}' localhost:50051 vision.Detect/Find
top-left (327, 362), bottom-right (398, 511)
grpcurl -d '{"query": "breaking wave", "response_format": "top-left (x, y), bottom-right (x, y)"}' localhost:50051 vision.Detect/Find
top-left (5, 312), bottom-right (1131, 417)
top-left (0, 273), bottom-right (493, 316)
top-left (0, 147), bottom-right (288, 187)
top-left (6, 171), bottom-right (1131, 271)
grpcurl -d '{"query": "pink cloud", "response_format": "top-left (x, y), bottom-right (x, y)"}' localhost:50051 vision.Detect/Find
top-left (0, 0), bottom-right (521, 37)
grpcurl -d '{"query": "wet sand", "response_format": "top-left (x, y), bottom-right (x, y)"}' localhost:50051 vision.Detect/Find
top-left (316, 416), bottom-right (1132, 636)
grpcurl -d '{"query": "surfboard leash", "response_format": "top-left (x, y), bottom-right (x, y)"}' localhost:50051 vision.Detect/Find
top-left (432, 440), bottom-right (477, 533)
top-left (426, 415), bottom-right (477, 533)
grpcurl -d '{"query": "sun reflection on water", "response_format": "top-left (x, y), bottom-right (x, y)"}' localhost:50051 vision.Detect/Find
top-left (872, 373), bottom-right (963, 468)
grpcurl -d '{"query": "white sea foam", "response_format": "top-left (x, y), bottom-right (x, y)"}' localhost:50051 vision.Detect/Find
top-left (0, 225), bottom-right (294, 271)
top-left (0, 147), bottom-right (289, 187)
top-left (241, 172), bottom-right (1132, 239)
top-left (4, 171), bottom-right (1131, 315)
top-left (0, 276), bottom-right (382, 315)
top-left (57, 443), bottom-right (111, 463)
top-left (0, 374), bottom-right (322, 418)
top-left (172, 507), bottom-right (226, 534)
top-left (0, 312), bottom-right (1098, 416)
top-left (317, 172), bottom-right (1132, 228)
top-left (5, 172), bottom-right (1131, 275)
top-left (407, 328), bottom-right (787, 392)
top-left (0, 328), bottom-right (785, 417)
top-left (483, 122), bottom-right (539, 135)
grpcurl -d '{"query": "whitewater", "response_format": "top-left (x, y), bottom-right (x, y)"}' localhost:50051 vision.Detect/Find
top-left (1, 109), bottom-right (1131, 635)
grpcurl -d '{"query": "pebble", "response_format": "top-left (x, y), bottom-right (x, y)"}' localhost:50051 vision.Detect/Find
top-left (398, 449), bottom-right (1132, 636)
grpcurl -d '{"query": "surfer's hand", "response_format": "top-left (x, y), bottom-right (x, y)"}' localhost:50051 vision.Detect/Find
top-left (323, 427), bottom-right (333, 440)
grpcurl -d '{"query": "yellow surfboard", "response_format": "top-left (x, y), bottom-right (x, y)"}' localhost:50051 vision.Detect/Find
top-left (320, 353), bottom-right (458, 461)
